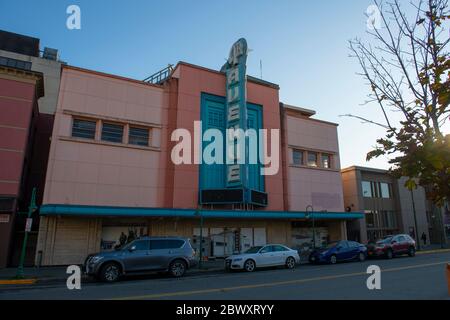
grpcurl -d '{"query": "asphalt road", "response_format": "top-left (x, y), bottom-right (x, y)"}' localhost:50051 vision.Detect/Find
top-left (1, 251), bottom-right (449, 300)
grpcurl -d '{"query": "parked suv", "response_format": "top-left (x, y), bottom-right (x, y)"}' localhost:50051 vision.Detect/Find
top-left (367, 234), bottom-right (416, 259)
top-left (84, 237), bottom-right (197, 282)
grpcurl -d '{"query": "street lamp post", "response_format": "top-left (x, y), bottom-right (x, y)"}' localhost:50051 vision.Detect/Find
top-left (306, 205), bottom-right (315, 249)
top-left (16, 188), bottom-right (37, 279)
top-left (195, 206), bottom-right (204, 269)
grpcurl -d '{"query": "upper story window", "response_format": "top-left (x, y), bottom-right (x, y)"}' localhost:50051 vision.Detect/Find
top-left (321, 154), bottom-right (331, 169)
top-left (380, 182), bottom-right (392, 199)
top-left (101, 123), bottom-right (124, 143)
top-left (362, 181), bottom-right (393, 199)
top-left (362, 181), bottom-right (372, 198)
top-left (0, 56), bottom-right (32, 70)
top-left (129, 126), bottom-right (149, 146)
top-left (292, 149), bottom-right (304, 165)
top-left (72, 119), bottom-right (96, 140)
top-left (307, 152), bottom-right (318, 167)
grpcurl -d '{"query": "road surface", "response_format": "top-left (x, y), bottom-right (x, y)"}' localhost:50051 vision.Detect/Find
top-left (1, 251), bottom-right (449, 300)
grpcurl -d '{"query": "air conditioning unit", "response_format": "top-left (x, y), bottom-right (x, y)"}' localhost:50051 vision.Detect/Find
top-left (43, 47), bottom-right (58, 61)
top-left (248, 190), bottom-right (268, 207)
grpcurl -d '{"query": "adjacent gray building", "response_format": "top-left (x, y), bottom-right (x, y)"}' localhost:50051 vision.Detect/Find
top-left (342, 166), bottom-right (447, 247)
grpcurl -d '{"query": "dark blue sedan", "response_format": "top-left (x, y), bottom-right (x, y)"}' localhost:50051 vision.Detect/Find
top-left (309, 240), bottom-right (367, 264)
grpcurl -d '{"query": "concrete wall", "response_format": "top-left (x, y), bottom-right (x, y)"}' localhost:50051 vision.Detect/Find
top-left (396, 177), bottom-right (430, 243)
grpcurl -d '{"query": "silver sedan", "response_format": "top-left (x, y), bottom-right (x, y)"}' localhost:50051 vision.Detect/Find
top-left (225, 244), bottom-right (301, 272)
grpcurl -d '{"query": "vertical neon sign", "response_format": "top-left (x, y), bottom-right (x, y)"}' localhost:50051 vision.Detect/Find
top-left (223, 38), bottom-right (248, 189)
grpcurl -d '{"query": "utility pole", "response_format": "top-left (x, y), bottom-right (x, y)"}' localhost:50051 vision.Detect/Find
top-left (16, 188), bottom-right (37, 279)
top-left (410, 189), bottom-right (420, 251)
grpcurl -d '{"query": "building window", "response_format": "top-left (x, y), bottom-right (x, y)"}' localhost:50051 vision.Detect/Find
top-left (365, 210), bottom-right (375, 228)
top-left (307, 152), bottom-right (318, 167)
top-left (362, 181), bottom-right (372, 198)
top-left (129, 126), bottom-right (149, 146)
top-left (101, 122), bottom-right (124, 143)
top-left (72, 119), bottom-right (96, 139)
top-left (380, 183), bottom-right (391, 199)
top-left (321, 154), bottom-right (331, 169)
top-left (293, 149), bottom-right (303, 165)
top-left (0, 56), bottom-right (32, 70)
top-left (385, 211), bottom-right (398, 229)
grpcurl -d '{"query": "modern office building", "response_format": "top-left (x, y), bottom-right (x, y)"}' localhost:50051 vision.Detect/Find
top-left (342, 166), bottom-right (447, 246)
top-left (0, 30), bottom-right (63, 267)
top-left (35, 39), bottom-right (363, 266)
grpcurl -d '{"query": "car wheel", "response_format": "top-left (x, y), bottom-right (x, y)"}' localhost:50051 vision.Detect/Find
top-left (169, 259), bottom-right (187, 278)
top-left (99, 262), bottom-right (121, 283)
top-left (244, 259), bottom-right (256, 272)
top-left (358, 252), bottom-right (366, 262)
top-left (330, 255), bottom-right (337, 264)
top-left (285, 257), bottom-right (296, 269)
top-left (408, 246), bottom-right (416, 257)
top-left (386, 249), bottom-right (393, 259)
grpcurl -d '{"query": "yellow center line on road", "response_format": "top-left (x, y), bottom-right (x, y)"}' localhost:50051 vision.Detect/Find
top-left (110, 261), bottom-right (449, 300)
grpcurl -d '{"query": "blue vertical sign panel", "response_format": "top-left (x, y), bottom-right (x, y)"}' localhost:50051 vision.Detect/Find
top-left (223, 38), bottom-right (248, 189)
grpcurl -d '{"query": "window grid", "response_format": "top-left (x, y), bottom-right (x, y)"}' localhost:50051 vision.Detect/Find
top-left (129, 126), bottom-right (149, 146)
top-left (101, 122), bottom-right (124, 143)
top-left (72, 119), bottom-right (96, 140)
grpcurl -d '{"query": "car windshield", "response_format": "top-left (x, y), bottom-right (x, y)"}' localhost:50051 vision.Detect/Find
top-left (324, 242), bottom-right (338, 249)
top-left (117, 241), bottom-right (135, 251)
top-left (245, 246), bottom-right (263, 254)
top-left (377, 236), bottom-right (393, 244)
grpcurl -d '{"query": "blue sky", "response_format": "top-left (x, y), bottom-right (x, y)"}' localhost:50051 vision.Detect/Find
top-left (0, 0), bottom-right (414, 169)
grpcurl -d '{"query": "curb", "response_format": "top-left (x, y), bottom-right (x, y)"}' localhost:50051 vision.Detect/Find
top-left (416, 249), bottom-right (450, 255)
top-left (0, 279), bottom-right (37, 285)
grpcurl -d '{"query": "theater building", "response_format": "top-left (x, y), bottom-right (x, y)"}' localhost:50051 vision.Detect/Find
top-left (35, 39), bottom-right (362, 265)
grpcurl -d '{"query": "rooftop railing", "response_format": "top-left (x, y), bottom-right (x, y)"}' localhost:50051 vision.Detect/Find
top-left (143, 64), bottom-right (174, 84)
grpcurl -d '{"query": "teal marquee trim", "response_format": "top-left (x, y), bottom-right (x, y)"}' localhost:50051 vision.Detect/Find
top-left (40, 204), bottom-right (364, 220)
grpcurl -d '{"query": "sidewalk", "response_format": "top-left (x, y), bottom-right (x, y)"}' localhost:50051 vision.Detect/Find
top-left (416, 243), bottom-right (450, 254)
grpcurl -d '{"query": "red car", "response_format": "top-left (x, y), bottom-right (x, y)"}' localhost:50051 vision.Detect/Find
top-left (367, 234), bottom-right (416, 259)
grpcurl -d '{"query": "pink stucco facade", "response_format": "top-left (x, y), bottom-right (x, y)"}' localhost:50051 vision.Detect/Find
top-left (167, 63), bottom-right (284, 211)
top-left (36, 62), bottom-right (351, 265)
top-left (283, 110), bottom-right (344, 212)
top-left (43, 63), bottom-right (345, 213)
top-left (43, 66), bottom-right (167, 207)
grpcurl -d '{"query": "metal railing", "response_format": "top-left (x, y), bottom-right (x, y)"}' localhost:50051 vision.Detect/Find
top-left (143, 64), bottom-right (174, 84)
